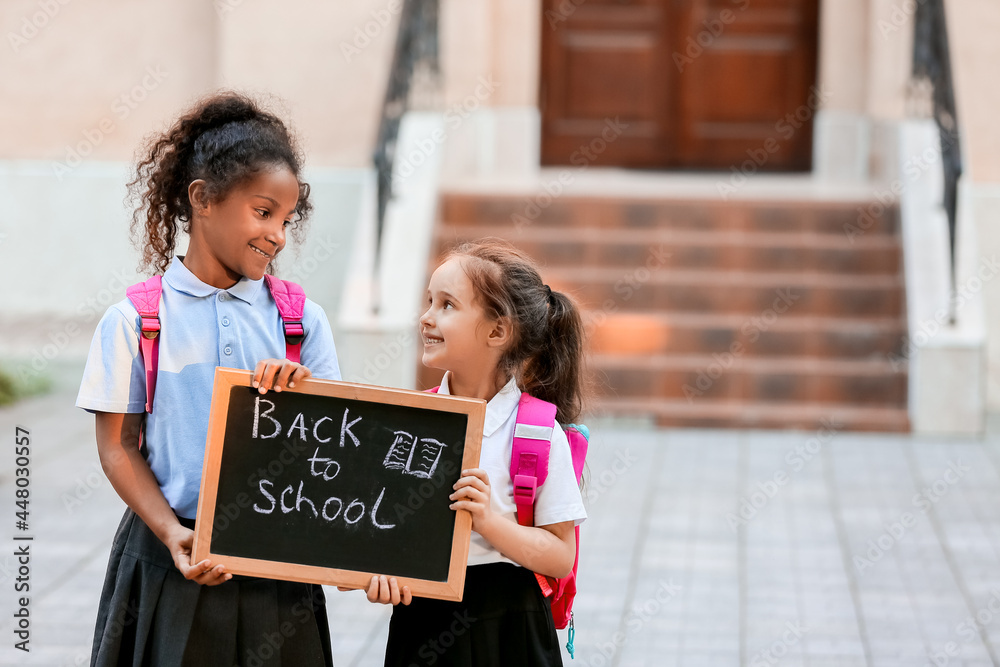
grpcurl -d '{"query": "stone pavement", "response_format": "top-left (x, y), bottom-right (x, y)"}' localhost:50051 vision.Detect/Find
top-left (2, 383), bottom-right (1000, 666)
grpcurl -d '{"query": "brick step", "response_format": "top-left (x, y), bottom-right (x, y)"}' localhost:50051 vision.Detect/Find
top-left (590, 397), bottom-right (909, 432)
top-left (434, 225), bottom-right (900, 275)
top-left (439, 194), bottom-right (897, 237)
top-left (544, 269), bottom-right (903, 317)
top-left (590, 354), bottom-right (906, 407)
top-left (587, 312), bottom-right (905, 358)
top-left (431, 190), bottom-right (908, 432)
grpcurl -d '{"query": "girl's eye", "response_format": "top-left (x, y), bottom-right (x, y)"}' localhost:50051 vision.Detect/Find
top-left (443, 301), bottom-right (454, 310)
top-left (256, 209), bottom-right (270, 219)
top-left (282, 220), bottom-right (292, 227)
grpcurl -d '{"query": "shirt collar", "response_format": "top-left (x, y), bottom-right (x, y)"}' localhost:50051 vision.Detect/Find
top-left (162, 255), bottom-right (265, 305)
top-left (439, 372), bottom-right (521, 437)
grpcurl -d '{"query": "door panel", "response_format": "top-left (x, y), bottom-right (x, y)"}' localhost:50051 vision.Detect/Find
top-left (541, 0), bottom-right (676, 166)
top-left (675, 0), bottom-right (819, 169)
top-left (540, 0), bottom-right (819, 170)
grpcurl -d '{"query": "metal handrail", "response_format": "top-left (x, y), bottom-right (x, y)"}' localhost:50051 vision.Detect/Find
top-left (372, 0), bottom-right (439, 311)
top-left (913, 0), bottom-right (962, 319)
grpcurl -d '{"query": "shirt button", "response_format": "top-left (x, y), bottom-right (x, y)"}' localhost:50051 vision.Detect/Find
top-left (222, 317), bottom-right (231, 327)
top-left (224, 346), bottom-right (233, 355)
top-left (218, 293), bottom-right (228, 301)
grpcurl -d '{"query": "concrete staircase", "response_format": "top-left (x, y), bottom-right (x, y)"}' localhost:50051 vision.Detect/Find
top-left (419, 192), bottom-right (909, 432)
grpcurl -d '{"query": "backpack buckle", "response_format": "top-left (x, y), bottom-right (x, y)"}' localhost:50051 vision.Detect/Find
top-left (282, 320), bottom-right (304, 345)
top-left (139, 315), bottom-right (160, 340)
top-left (513, 474), bottom-right (537, 505)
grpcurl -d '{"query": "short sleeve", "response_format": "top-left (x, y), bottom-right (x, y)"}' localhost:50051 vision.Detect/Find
top-left (533, 424), bottom-right (588, 527)
top-left (300, 300), bottom-right (342, 381)
top-left (76, 301), bottom-right (147, 414)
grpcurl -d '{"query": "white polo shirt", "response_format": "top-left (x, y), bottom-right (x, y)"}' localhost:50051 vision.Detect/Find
top-left (437, 373), bottom-right (587, 567)
top-left (76, 256), bottom-right (342, 519)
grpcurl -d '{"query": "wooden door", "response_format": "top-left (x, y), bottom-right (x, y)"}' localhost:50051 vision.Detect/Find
top-left (540, 0), bottom-right (820, 170)
top-left (540, 0), bottom-right (676, 167)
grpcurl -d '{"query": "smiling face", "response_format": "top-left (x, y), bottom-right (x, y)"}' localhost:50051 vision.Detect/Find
top-left (419, 258), bottom-right (506, 383)
top-left (184, 164), bottom-right (301, 287)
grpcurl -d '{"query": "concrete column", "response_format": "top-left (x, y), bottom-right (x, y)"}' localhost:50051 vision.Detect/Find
top-left (946, 0), bottom-right (1000, 409)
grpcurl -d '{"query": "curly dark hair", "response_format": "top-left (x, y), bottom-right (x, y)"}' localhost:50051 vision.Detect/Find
top-left (127, 91), bottom-right (312, 274)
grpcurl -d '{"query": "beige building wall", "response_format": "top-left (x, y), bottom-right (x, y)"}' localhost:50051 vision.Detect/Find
top-left (1, 0), bottom-right (396, 167)
top-left (947, 0), bottom-right (1000, 184)
top-left (440, 0), bottom-right (539, 109)
top-left (0, 1), bottom-right (217, 163)
top-left (815, 0), bottom-right (914, 181)
top-left (946, 0), bottom-right (1000, 408)
top-left (0, 0), bottom-right (385, 360)
top-left (218, 0), bottom-right (397, 168)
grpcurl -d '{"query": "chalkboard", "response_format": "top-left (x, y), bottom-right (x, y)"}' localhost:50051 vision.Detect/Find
top-left (192, 368), bottom-right (485, 601)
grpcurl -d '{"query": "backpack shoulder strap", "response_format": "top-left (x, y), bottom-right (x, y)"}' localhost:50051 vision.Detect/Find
top-left (510, 393), bottom-right (558, 528)
top-left (125, 276), bottom-right (162, 414)
top-left (263, 275), bottom-right (306, 363)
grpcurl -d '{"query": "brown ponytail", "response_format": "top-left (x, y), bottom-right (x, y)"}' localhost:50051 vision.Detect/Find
top-left (448, 239), bottom-right (585, 423)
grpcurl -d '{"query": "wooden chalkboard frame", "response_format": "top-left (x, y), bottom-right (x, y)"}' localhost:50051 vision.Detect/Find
top-left (192, 368), bottom-right (486, 601)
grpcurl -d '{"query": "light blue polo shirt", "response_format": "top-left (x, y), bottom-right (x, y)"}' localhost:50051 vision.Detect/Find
top-left (76, 256), bottom-right (342, 518)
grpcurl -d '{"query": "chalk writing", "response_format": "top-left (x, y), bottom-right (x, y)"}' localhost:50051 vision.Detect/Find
top-left (253, 480), bottom-right (396, 530)
top-left (384, 431), bottom-right (449, 479)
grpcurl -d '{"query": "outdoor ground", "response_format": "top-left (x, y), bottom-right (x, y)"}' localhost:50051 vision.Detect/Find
top-left (1, 376), bottom-right (999, 666)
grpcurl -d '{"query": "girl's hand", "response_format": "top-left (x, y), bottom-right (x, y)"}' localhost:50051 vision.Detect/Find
top-left (343, 575), bottom-right (412, 606)
top-left (253, 358), bottom-right (311, 394)
top-left (163, 522), bottom-right (231, 586)
top-left (449, 468), bottom-right (495, 533)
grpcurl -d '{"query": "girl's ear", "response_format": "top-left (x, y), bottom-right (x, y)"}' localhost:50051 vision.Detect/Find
top-left (486, 316), bottom-right (511, 349)
top-left (188, 179), bottom-right (210, 215)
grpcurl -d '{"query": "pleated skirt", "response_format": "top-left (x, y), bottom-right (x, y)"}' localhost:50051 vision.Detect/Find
top-left (91, 509), bottom-right (334, 667)
top-left (384, 563), bottom-right (563, 667)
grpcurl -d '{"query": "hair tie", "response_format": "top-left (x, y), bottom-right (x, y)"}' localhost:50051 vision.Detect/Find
top-left (543, 284), bottom-right (554, 304)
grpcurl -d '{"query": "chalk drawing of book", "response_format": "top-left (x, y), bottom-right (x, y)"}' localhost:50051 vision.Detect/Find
top-left (383, 431), bottom-right (448, 479)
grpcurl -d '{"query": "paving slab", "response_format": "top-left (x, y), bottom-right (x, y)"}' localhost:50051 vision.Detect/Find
top-left (2, 388), bottom-right (1000, 666)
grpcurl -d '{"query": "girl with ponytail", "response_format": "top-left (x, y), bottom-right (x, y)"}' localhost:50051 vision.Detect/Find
top-left (376, 239), bottom-right (588, 667)
top-left (77, 92), bottom-right (340, 666)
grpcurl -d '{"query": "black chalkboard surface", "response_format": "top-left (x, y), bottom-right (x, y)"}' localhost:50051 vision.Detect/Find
top-left (192, 368), bottom-right (485, 601)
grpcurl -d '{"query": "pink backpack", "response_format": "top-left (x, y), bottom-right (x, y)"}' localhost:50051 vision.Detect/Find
top-left (430, 386), bottom-right (589, 657)
top-left (126, 274), bottom-right (307, 414)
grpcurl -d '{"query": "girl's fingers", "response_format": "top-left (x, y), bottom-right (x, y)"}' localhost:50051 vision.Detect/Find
top-left (366, 575), bottom-right (381, 603)
top-left (459, 469), bottom-right (490, 484)
top-left (253, 360), bottom-right (279, 390)
top-left (450, 498), bottom-right (484, 512)
top-left (177, 557), bottom-right (207, 580)
top-left (255, 360), bottom-right (283, 393)
top-left (449, 486), bottom-right (486, 502)
top-left (252, 361), bottom-right (267, 389)
top-left (273, 363), bottom-right (297, 391)
top-left (453, 476), bottom-right (489, 495)
top-left (364, 575), bottom-right (408, 604)
top-left (254, 360), bottom-right (312, 392)
top-left (287, 364), bottom-right (311, 388)
top-left (195, 564), bottom-right (230, 586)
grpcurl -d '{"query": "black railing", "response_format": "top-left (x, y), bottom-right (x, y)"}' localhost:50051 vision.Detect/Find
top-left (913, 0), bottom-right (962, 307)
top-left (372, 0), bottom-right (439, 301)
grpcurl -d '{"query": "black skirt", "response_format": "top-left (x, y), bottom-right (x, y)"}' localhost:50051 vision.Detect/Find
top-left (384, 563), bottom-right (563, 667)
top-left (91, 509), bottom-right (334, 667)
